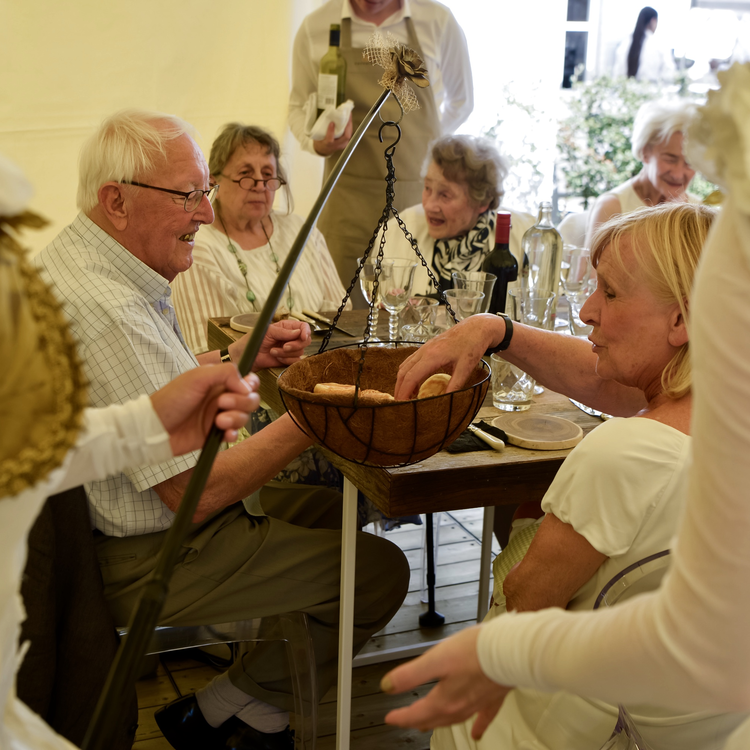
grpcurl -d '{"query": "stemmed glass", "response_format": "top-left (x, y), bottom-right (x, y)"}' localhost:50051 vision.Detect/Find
top-left (359, 257), bottom-right (388, 342)
top-left (380, 259), bottom-right (418, 342)
top-left (561, 245), bottom-right (591, 297)
top-left (561, 245), bottom-right (593, 339)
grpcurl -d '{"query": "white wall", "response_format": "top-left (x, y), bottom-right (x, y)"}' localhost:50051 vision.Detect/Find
top-left (443, 0), bottom-right (568, 211)
top-left (0, 0), bottom-right (306, 253)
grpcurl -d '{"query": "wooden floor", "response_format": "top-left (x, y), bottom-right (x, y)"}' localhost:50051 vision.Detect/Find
top-left (133, 508), bottom-right (498, 749)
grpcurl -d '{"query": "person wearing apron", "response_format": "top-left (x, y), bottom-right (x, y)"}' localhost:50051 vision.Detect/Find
top-left (318, 16), bottom-right (440, 306)
top-left (289, 0), bottom-right (473, 308)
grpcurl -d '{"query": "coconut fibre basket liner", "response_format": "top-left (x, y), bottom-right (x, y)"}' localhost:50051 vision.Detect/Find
top-left (278, 345), bottom-right (490, 467)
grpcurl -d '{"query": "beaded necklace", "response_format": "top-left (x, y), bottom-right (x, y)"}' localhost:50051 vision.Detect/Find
top-left (216, 204), bottom-right (293, 312)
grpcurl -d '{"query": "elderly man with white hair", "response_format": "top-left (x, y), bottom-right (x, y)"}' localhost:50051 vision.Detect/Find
top-left (34, 109), bottom-right (409, 750)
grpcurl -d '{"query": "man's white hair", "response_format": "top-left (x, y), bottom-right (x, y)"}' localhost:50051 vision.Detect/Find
top-left (77, 108), bottom-right (195, 212)
top-left (631, 99), bottom-right (698, 162)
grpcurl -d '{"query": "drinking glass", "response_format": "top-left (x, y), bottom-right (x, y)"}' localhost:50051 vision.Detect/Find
top-left (491, 353), bottom-right (535, 412)
top-left (444, 289), bottom-right (485, 322)
top-left (359, 256), bottom-right (389, 342)
top-left (451, 271), bottom-right (497, 314)
top-left (380, 259), bottom-right (418, 341)
top-left (507, 289), bottom-right (556, 330)
top-left (561, 245), bottom-right (591, 296)
top-left (568, 288), bottom-right (594, 338)
top-left (401, 298), bottom-right (440, 343)
top-left (507, 289), bottom-right (555, 394)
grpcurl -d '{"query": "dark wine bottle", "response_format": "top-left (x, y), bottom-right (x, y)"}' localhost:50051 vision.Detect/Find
top-left (482, 211), bottom-right (518, 314)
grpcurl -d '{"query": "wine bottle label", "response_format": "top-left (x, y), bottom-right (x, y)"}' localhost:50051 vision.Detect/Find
top-left (317, 73), bottom-right (338, 109)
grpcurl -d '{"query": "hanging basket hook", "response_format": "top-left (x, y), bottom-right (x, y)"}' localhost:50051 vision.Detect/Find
top-left (378, 121), bottom-right (402, 156)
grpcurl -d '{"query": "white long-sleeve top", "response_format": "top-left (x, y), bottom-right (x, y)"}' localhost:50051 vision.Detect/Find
top-left (475, 197), bottom-right (750, 746)
top-left (613, 30), bottom-right (676, 82)
top-left (288, 0), bottom-right (473, 155)
top-left (471, 61), bottom-right (750, 749)
top-left (1, 396), bottom-right (172, 750)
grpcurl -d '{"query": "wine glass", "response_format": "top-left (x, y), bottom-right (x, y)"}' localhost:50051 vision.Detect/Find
top-left (568, 288), bottom-right (594, 338)
top-left (359, 256), bottom-right (388, 342)
top-left (380, 259), bottom-right (418, 342)
top-left (561, 245), bottom-right (591, 296)
top-left (443, 289), bottom-right (486, 322)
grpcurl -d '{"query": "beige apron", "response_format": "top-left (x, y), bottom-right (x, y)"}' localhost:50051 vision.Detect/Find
top-left (317, 15), bottom-right (440, 307)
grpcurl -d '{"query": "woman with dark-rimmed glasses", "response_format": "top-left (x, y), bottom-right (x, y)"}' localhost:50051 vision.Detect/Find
top-left (172, 122), bottom-right (346, 356)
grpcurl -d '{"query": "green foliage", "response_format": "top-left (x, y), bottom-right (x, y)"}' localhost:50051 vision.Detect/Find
top-left (556, 75), bottom-right (718, 207)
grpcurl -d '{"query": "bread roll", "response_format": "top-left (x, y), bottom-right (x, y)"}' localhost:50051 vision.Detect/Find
top-left (313, 383), bottom-right (395, 405)
top-left (417, 373), bottom-right (452, 399)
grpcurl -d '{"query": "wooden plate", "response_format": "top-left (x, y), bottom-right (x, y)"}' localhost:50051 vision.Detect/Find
top-left (492, 412), bottom-right (583, 450)
top-left (230, 313), bottom-right (260, 334)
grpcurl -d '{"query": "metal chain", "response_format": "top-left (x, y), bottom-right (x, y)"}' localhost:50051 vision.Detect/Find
top-left (318, 120), bottom-right (459, 404)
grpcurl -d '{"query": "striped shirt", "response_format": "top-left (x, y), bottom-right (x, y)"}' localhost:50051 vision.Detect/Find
top-left (172, 213), bottom-right (347, 354)
top-left (35, 213), bottom-right (200, 537)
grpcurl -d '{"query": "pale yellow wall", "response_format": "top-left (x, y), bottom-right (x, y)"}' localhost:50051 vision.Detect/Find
top-left (0, 0), bottom-right (322, 253)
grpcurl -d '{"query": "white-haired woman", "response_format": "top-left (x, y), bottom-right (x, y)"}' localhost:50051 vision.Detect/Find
top-left (584, 99), bottom-right (699, 248)
top-left (384, 135), bottom-right (534, 295)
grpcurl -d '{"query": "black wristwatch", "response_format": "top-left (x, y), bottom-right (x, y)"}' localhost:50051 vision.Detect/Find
top-left (485, 313), bottom-right (514, 355)
top-left (220, 348), bottom-right (232, 363)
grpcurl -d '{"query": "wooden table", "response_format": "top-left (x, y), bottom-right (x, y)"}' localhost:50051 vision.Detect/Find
top-left (208, 312), bottom-right (602, 750)
top-left (209, 312), bottom-right (600, 516)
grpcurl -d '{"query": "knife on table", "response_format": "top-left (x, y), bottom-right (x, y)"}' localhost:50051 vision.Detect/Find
top-left (467, 423), bottom-right (505, 452)
top-left (289, 311), bottom-right (325, 333)
top-left (301, 309), bottom-right (358, 337)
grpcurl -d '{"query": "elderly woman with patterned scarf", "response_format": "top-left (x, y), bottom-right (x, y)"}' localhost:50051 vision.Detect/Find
top-left (383, 135), bottom-right (534, 295)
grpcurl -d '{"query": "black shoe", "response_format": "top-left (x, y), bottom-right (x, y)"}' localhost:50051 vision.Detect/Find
top-left (225, 723), bottom-right (295, 750)
top-left (155, 694), bottom-right (236, 750)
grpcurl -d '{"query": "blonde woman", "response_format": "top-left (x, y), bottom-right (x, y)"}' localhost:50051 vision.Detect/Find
top-left (391, 203), bottom-right (747, 749)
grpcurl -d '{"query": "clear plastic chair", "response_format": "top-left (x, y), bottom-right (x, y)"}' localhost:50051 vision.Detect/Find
top-left (594, 550), bottom-right (672, 750)
top-left (119, 612), bottom-right (317, 749)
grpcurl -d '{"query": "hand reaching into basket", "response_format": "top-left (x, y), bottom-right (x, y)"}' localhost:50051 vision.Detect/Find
top-left (395, 315), bottom-right (500, 400)
top-left (228, 320), bottom-right (313, 370)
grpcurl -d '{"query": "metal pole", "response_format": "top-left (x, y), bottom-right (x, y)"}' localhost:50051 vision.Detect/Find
top-left (82, 88), bottom-right (393, 750)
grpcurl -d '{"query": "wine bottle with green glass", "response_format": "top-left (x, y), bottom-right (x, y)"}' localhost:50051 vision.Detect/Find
top-left (317, 24), bottom-right (347, 117)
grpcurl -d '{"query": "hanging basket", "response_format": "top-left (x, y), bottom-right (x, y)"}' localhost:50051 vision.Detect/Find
top-left (278, 344), bottom-right (490, 467)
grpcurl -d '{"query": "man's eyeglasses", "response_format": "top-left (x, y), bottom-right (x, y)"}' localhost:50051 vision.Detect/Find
top-left (122, 181), bottom-right (219, 212)
top-left (221, 175), bottom-right (286, 191)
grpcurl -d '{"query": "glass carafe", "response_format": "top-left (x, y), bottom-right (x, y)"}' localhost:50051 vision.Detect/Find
top-left (521, 202), bottom-right (563, 298)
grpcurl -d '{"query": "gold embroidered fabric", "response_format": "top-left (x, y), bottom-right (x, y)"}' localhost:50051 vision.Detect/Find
top-left (0, 211), bottom-right (87, 497)
top-left (363, 32), bottom-right (430, 113)
top-left (688, 62), bottom-right (750, 214)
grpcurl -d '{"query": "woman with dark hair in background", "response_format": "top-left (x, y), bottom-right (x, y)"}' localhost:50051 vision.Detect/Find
top-left (614, 7), bottom-right (676, 82)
